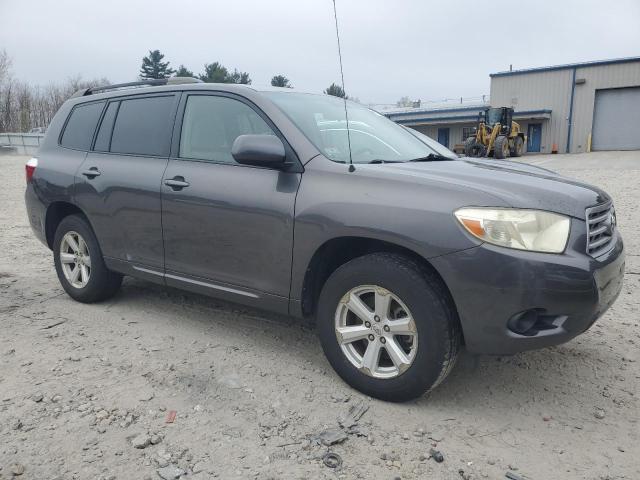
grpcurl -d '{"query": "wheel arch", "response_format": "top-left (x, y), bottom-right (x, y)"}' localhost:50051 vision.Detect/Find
top-left (45, 201), bottom-right (93, 249)
top-left (299, 236), bottom-right (461, 329)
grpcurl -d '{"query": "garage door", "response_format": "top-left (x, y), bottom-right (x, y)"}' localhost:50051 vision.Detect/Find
top-left (592, 87), bottom-right (640, 151)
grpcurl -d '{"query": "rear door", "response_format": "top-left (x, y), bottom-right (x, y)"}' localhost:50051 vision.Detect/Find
top-left (160, 92), bottom-right (301, 311)
top-left (74, 93), bottom-right (179, 273)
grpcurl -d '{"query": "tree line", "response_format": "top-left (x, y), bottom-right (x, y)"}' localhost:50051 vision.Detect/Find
top-left (0, 50), bottom-right (109, 133)
top-left (139, 49), bottom-right (347, 98)
top-left (0, 48), bottom-right (349, 133)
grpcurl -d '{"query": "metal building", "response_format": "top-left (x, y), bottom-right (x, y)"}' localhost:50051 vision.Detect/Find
top-left (384, 56), bottom-right (640, 154)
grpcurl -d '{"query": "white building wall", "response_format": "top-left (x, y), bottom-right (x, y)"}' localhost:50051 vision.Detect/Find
top-left (411, 124), bottom-right (475, 151)
top-left (490, 69), bottom-right (573, 153)
top-left (388, 59), bottom-right (640, 154)
top-left (490, 59), bottom-right (640, 153)
top-left (570, 62), bottom-right (640, 152)
top-left (412, 125), bottom-right (438, 139)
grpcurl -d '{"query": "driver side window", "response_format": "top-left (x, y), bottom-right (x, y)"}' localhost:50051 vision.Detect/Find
top-left (179, 95), bottom-right (275, 164)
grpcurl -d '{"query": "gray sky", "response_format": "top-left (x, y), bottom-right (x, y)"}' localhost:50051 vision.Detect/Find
top-left (1, 0), bottom-right (639, 105)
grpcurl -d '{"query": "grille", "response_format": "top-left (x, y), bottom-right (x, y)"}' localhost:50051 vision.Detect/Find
top-left (585, 201), bottom-right (616, 257)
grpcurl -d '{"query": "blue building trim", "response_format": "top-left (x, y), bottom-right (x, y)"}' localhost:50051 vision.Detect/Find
top-left (490, 56), bottom-right (640, 77)
top-left (383, 105), bottom-right (486, 118)
top-left (390, 109), bottom-right (552, 125)
top-left (515, 109), bottom-right (553, 116)
top-left (396, 114), bottom-right (478, 124)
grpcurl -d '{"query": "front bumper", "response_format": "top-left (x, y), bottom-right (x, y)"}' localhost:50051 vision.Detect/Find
top-left (431, 219), bottom-right (625, 355)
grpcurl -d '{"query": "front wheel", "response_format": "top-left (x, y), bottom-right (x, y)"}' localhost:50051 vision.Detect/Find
top-left (464, 136), bottom-right (484, 157)
top-left (316, 253), bottom-right (461, 402)
top-left (493, 135), bottom-right (510, 159)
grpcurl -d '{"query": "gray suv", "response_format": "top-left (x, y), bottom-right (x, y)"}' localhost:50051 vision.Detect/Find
top-left (25, 79), bottom-right (625, 401)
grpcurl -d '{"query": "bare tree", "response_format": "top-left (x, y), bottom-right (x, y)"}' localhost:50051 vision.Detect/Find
top-left (0, 51), bottom-right (110, 133)
top-left (0, 49), bottom-right (13, 132)
top-left (0, 50), bottom-right (11, 84)
top-left (0, 80), bottom-right (13, 132)
top-left (396, 96), bottom-right (421, 108)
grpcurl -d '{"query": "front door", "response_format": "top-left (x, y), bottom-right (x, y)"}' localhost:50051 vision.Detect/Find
top-left (527, 123), bottom-right (542, 152)
top-left (437, 128), bottom-right (450, 148)
top-left (161, 93), bottom-right (300, 310)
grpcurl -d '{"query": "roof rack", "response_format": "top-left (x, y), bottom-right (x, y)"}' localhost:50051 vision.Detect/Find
top-left (71, 77), bottom-right (203, 98)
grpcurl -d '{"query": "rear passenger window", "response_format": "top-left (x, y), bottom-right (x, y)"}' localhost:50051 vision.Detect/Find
top-left (179, 95), bottom-right (275, 164)
top-left (60, 102), bottom-right (105, 150)
top-left (93, 102), bottom-right (119, 152)
top-left (110, 96), bottom-right (175, 156)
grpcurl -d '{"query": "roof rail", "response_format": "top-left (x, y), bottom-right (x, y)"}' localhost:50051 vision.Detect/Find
top-left (78, 77), bottom-right (203, 96)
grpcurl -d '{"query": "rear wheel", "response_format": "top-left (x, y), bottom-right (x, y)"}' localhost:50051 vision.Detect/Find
top-left (464, 136), bottom-right (484, 157)
top-left (493, 135), bottom-right (510, 159)
top-left (53, 215), bottom-right (122, 303)
top-left (510, 136), bottom-right (524, 157)
top-left (316, 253), bottom-right (461, 402)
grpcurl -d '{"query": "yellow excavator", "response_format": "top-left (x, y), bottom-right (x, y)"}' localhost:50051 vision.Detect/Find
top-left (464, 107), bottom-right (526, 159)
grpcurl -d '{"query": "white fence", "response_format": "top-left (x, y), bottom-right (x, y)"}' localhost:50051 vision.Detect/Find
top-left (0, 133), bottom-right (45, 156)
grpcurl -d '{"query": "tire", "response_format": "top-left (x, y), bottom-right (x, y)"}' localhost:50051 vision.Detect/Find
top-left (510, 136), bottom-right (524, 157)
top-left (316, 253), bottom-right (461, 402)
top-left (53, 214), bottom-right (122, 303)
top-left (463, 136), bottom-right (483, 157)
top-left (493, 135), bottom-right (510, 159)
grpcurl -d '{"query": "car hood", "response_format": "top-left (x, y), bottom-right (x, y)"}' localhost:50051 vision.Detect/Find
top-left (379, 158), bottom-right (610, 219)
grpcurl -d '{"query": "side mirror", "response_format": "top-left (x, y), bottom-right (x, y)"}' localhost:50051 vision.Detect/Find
top-left (231, 134), bottom-right (286, 168)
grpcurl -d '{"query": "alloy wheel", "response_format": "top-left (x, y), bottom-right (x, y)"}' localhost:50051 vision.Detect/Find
top-left (334, 285), bottom-right (418, 379)
top-left (59, 231), bottom-right (91, 288)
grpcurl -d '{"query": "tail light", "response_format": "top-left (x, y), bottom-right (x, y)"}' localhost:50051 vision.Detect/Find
top-left (26, 157), bottom-right (38, 183)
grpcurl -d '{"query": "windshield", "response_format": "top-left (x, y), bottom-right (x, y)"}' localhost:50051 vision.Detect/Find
top-left (265, 92), bottom-right (449, 163)
top-left (485, 108), bottom-right (502, 126)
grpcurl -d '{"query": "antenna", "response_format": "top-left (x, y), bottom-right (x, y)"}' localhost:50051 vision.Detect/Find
top-left (332, 0), bottom-right (354, 171)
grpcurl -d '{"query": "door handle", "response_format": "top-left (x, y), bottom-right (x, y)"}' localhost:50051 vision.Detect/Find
top-left (81, 167), bottom-right (101, 178)
top-left (164, 176), bottom-right (190, 190)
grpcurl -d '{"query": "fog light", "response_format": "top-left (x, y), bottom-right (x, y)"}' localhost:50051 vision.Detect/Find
top-left (507, 309), bottom-right (565, 337)
top-left (507, 309), bottom-right (540, 336)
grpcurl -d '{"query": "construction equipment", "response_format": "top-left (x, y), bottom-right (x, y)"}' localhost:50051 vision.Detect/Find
top-left (464, 107), bottom-right (526, 159)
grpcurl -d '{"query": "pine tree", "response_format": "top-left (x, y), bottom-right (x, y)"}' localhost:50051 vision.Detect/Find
top-left (139, 50), bottom-right (175, 80)
top-left (174, 65), bottom-right (194, 78)
top-left (271, 75), bottom-right (291, 88)
top-left (324, 83), bottom-right (346, 98)
top-left (199, 62), bottom-right (229, 83)
top-left (199, 63), bottom-right (251, 84)
top-left (228, 69), bottom-right (252, 85)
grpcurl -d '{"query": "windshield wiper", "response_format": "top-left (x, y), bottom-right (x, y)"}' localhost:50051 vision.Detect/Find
top-left (408, 153), bottom-right (455, 162)
top-left (368, 159), bottom-right (402, 164)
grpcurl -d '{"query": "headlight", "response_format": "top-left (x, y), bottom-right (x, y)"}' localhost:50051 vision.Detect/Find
top-left (454, 207), bottom-right (570, 253)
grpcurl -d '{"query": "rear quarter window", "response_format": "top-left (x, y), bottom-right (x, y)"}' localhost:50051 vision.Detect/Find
top-left (93, 101), bottom-right (119, 152)
top-left (60, 101), bottom-right (105, 150)
top-left (109, 95), bottom-right (175, 156)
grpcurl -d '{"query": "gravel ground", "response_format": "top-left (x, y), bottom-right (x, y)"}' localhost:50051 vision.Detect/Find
top-left (0, 152), bottom-right (638, 480)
